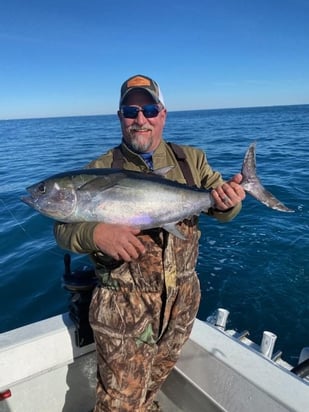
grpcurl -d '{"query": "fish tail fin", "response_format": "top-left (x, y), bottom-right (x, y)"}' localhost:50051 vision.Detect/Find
top-left (241, 142), bottom-right (294, 212)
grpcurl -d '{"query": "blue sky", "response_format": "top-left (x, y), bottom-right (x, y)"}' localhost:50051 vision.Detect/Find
top-left (1, 0), bottom-right (308, 119)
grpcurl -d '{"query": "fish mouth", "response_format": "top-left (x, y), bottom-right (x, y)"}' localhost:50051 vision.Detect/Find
top-left (22, 179), bottom-right (46, 205)
top-left (21, 186), bottom-right (40, 209)
top-left (20, 195), bottom-right (37, 209)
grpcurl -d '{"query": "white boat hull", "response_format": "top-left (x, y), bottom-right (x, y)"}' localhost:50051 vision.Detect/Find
top-left (0, 314), bottom-right (308, 411)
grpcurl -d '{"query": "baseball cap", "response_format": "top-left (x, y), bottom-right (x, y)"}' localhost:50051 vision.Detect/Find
top-left (119, 75), bottom-right (165, 107)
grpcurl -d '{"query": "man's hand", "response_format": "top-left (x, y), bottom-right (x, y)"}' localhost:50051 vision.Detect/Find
top-left (93, 223), bottom-right (146, 262)
top-left (211, 173), bottom-right (245, 211)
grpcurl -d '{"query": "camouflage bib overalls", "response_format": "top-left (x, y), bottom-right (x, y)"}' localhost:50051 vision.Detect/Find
top-left (89, 218), bottom-right (201, 411)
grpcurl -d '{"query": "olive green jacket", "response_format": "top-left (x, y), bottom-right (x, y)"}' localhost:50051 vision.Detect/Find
top-left (54, 140), bottom-right (241, 254)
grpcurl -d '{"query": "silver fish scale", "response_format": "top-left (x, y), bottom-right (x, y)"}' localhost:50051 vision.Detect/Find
top-left (75, 177), bottom-right (211, 228)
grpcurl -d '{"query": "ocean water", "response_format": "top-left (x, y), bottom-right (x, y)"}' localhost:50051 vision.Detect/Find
top-left (0, 105), bottom-right (308, 365)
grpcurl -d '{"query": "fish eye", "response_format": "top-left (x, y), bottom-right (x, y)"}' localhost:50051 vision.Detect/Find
top-left (38, 182), bottom-right (46, 194)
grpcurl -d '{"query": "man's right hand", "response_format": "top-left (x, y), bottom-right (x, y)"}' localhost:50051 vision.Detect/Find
top-left (93, 223), bottom-right (146, 262)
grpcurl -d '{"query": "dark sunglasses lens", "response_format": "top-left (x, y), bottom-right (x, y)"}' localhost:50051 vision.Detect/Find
top-left (142, 105), bottom-right (160, 118)
top-left (122, 106), bottom-right (139, 118)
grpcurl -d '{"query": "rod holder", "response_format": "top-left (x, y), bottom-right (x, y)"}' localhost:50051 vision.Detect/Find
top-left (260, 331), bottom-right (277, 358)
top-left (215, 308), bottom-right (230, 330)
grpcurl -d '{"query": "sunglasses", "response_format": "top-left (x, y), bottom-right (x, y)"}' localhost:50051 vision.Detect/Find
top-left (120, 104), bottom-right (162, 119)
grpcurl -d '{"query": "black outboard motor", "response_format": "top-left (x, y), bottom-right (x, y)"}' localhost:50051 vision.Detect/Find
top-left (62, 254), bottom-right (97, 347)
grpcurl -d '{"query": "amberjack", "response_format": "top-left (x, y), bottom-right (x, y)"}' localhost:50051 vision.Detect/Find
top-left (21, 143), bottom-right (293, 239)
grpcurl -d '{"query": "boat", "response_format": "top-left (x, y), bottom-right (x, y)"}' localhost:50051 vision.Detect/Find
top-left (1, 256), bottom-right (309, 412)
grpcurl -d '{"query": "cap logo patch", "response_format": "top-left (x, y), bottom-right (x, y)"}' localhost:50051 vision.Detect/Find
top-left (127, 76), bottom-right (151, 88)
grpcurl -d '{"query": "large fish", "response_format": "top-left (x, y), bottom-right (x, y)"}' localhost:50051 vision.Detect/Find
top-left (21, 143), bottom-right (293, 239)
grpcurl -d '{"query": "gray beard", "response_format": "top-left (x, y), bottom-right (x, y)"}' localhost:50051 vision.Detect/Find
top-left (127, 136), bottom-right (153, 154)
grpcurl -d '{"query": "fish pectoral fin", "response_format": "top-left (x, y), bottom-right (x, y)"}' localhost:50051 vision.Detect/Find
top-left (77, 173), bottom-right (126, 191)
top-left (163, 223), bottom-right (187, 240)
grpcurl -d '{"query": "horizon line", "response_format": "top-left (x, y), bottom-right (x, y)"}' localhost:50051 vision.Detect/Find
top-left (1, 102), bottom-right (308, 122)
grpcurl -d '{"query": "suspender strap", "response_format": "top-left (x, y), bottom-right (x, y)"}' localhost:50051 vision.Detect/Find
top-left (167, 142), bottom-right (195, 186)
top-left (111, 142), bottom-right (195, 186)
top-left (111, 145), bottom-right (124, 168)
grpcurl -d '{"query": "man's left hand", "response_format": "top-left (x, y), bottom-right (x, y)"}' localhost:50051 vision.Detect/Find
top-left (211, 173), bottom-right (245, 211)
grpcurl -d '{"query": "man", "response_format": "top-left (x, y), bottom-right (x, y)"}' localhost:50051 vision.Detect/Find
top-left (54, 74), bottom-right (245, 411)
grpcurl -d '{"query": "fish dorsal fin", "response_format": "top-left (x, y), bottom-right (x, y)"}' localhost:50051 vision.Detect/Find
top-left (150, 166), bottom-right (174, 177)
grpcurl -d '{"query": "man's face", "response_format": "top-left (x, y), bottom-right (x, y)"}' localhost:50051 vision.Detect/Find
top-left (118, 90), bottom-right (167, 153)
